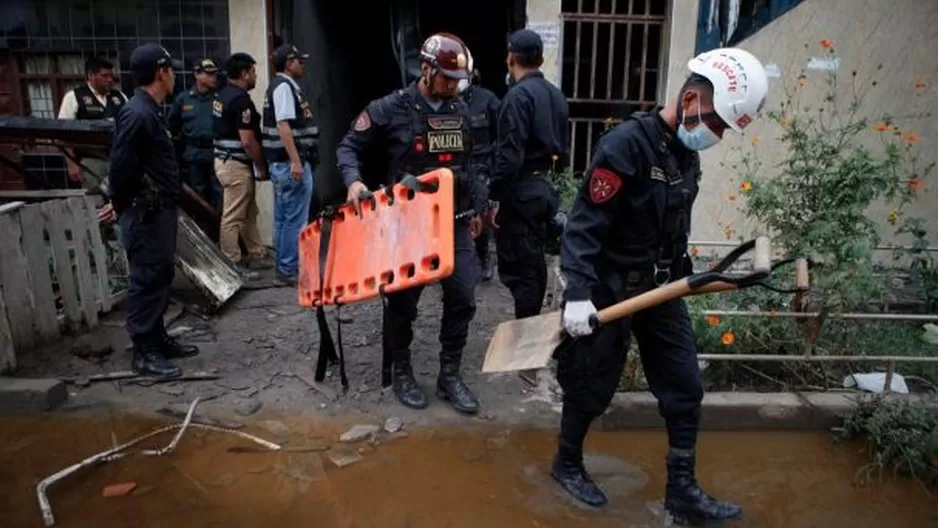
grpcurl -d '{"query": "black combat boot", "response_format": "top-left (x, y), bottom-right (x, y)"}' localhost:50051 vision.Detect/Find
top-left (132, 342), bottom-right (182, 378)
top-left (436, 351), bottom-right (479, 414)
top-left (550, 442), bottom-right (608, 507)
top-left (159, 333), bottom-right (200, 359)
top-left (664, 448), bottom-right (742, 525)
top-left (392, 356), bottom-right (428, 410)
top-left (480, 254), bottom-right (494, 282)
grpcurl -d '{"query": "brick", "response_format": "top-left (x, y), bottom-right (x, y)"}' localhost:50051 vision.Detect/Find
top-left (0, 377), bottom-right (68, 412)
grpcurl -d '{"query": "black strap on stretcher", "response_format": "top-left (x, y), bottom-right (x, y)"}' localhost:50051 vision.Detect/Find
top-left (313, 174), bottom-right (440, 392)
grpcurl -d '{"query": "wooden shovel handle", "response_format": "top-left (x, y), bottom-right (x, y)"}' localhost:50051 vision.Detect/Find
top-left (596, 257), bottom-right (813, 325)
top-left (595, 278), bottom-right (695, 325)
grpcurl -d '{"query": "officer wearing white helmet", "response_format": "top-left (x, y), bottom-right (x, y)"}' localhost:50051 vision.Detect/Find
top-left (551, 47), bottom-right (769, 523)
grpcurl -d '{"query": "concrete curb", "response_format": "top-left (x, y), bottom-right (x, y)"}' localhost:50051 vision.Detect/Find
top-left (597, 391), bottom-right (935, 431)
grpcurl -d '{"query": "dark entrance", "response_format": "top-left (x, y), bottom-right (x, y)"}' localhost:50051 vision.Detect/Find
top-left (275, 0), bottom-right (526, 208)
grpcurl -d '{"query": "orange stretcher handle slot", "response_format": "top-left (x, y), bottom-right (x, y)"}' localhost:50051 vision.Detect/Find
top-left (297, 169), bottom-right (456, 307)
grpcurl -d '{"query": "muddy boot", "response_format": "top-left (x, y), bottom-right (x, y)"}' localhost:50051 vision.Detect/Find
top-left (550, 444), bottom-right (608, 507)
top-left (159, 333), bottom-right (200, 359)
top-left (132, 342), bottom-right (182, 379)
top-left (436, 351), bottom-right (479, 414)
top-left (664, 448), bottom-right (742, 525)
top-left (392, 358), bottom-right (428, 410)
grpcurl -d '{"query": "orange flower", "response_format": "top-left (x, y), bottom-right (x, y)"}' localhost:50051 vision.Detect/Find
top-left (751, 134), bottom-right (762, 146)
top-left (722, 225), bottom-right (736, 240)
top-left (741, 180), bottom-right (753, 193)
top-left (908, 178), bottom-right (922, 192)
top-left (707, 315), bottom-right (721, 327)
top-left (691, 246), bottom-right (700, 257)
top-left (873, 122), bottom-right (891, 132)
top-left (914, 80), bottom-right (928, 90)
top-left (797, 78), bottom-right (809, 89)
top-left (778, 115), bottom-right (792, 128)
top-left (903, 132), bottom-right (922, 145)
top-left (721, 331), bottom-right (736, 346)
top-left (820, 39), bottom-right (835, 49)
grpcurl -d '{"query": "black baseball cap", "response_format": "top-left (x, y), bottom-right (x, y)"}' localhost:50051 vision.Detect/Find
top-left (272, 44), bottom-right (309, 70)
top-left (194, 58), bottom-right (218, 73)
top-left (507, 29), bottom-right (544, 59)
top-left (130, 43), bottom-right (184, 75)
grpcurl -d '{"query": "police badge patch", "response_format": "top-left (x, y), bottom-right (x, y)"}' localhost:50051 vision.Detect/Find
top-left (588, 168), bottom-right (623, 204)
top-left (353, 111), bottom-right (371, 132)
top-left (241, 108), bottom-right (252, 124)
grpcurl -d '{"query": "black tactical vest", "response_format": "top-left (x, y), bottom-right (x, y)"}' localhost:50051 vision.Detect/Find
top-left (212, 83), bottom-right (252, 163)
top-left (73, 84), bottom-right (126, 121)
top-left (400, 93), bottom-right (471, 178)
top-left (613, 111), bottom-right (700, 280)
top-left (260, 76), bottom-right (319, 163)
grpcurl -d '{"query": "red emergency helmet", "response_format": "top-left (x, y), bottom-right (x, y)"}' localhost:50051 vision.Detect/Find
top-left (419, 33), bottom-right (469, 80)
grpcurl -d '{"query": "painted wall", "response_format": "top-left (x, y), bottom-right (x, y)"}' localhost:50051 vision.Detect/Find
top-left (666, 0), bottom-right (938, 248)
top-left (525, 0), bottom-right (563, 85)
top-left (228, 0), bottom-right (275, 246)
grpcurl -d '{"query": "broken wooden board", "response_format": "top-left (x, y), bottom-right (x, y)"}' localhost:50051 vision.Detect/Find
top-left (481, 311), bottom-right (564, 373)
top-left (174, 209), bottom-right (243, 312)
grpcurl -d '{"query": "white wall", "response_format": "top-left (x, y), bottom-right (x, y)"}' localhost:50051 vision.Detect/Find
top-left (228, 0), bottom-right (274, 246)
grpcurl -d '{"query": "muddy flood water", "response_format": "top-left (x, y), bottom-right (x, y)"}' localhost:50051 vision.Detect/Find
top-left (1, 412), bottom-right (935, 528)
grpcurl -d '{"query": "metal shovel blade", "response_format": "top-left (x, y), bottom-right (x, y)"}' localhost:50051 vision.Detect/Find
top-left (482, 311), bottom-right (564, 373)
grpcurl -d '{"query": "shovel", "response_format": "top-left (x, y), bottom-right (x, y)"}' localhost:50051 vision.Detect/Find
top-left (482, 236), bottom-right (810, 374)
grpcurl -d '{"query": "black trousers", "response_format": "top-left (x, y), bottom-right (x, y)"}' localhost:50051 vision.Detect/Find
top-left (555, 274), bottom-right (704, 452)
top-left (119, 206), bottom-right (178, 345)
top-left (384, 220), bottom-right (479, 361)
top-left (475, 225), bottom-right (491, 264)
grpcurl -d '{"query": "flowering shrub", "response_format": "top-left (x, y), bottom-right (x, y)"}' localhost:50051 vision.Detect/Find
top-left (733, 40), bottom-right (932, 313)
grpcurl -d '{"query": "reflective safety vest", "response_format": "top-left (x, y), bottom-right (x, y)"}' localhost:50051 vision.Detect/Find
top-left (260, 75), bottom-right (319, 163)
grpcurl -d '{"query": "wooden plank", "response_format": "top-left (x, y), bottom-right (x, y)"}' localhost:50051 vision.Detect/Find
top-left (0, 201), bottom-right (24, 215)
top-left (0, 210), bottom-right (37, 350)
top-left (174, 210), bottom-right (244, 311)
top-left (63, 197), bottom-right (98, 328)
top-left (0, 189), bottom-right (88, 200)
top-left (0, 284), bottom-right (15, 373)
top-left (83, 195), bottom-right (111, 312)
top-left (18, 204), bottom-right (59, 341)
top-left (41, 200), bottom-right (82, 330)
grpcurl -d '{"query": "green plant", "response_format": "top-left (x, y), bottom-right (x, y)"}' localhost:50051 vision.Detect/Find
top-left (893, 217), bottom-right (938, 311)
top-left (834, 395), bottom-right (938, 486)
top-left (734, 41), bottom-right (932, 315)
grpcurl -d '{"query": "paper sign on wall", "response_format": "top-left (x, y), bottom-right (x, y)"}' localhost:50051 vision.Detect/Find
top-left (525, 22), bottom-right (561, 50)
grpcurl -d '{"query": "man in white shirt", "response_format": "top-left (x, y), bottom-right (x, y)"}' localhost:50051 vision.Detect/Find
top-left (259, 45), bottom-right (318, 286)
top-left (58, 56), bottom-right (129, 193)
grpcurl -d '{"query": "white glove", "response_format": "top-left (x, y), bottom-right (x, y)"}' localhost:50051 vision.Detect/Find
top-left (563, 300), bottom-right (597, 337)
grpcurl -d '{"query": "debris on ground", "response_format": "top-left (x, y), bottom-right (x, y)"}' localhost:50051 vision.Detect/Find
top-left (384, 417), bottom-right (403, 433)
top-left (235, 399), bottom-right (262, 416)
top-left (68, 335), bottom-right (114, 360)
top-left (101, 482), bottom-right (136, 498)
top-left (159, 385), bottom-right (184, 397)
top-left (327, 449), bottom-right (364, 468)
top-left (155, 406), bottom-right (244, 430)
top-left (258, 420), bottom-right (290, 438)
top-left (339, 424), bottom-right (379, 443)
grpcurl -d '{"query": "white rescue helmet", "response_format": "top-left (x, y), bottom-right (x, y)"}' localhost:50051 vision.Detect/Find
top-left (458, 49), bottom-right (474, 94)
top-left (687, 47), bottom-right (768, 133)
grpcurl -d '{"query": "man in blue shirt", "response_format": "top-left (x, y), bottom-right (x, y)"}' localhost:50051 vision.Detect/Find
top-left (98, 43), bottom-right (200, 379)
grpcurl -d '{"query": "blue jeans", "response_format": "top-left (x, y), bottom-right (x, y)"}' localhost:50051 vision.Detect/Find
top-left (269, 160), bottom-right (314, 277)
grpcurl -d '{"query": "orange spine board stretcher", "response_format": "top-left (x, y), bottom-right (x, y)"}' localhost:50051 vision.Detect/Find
top-left (297, 169), bottom-right (456, 307)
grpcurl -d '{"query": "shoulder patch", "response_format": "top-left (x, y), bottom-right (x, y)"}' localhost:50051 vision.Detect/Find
top-left (241, 108), bottom-right (252, 124)
top-left (353, 111), bottom-right (372, 132)
top-left (588, 168), bottom-right (623, 204)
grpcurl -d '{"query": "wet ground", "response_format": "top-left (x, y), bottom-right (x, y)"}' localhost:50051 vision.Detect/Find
top-left (2, 411), bottom-right (935, 528)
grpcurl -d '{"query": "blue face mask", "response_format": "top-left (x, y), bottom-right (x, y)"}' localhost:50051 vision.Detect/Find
top-left (677, 100), bottom-right (722, 151)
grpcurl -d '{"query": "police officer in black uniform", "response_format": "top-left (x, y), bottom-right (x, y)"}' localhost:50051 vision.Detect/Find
top-left (490, 29), bottom-right (568, 319)
top-left (458, 51), bottom-right (500, 282)
top-left (552, 47), bottom-right (769, 523)
top-left (98, 43), bottom-right (200, 378)
top-left (336, 33), bottom-right (488, 415)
